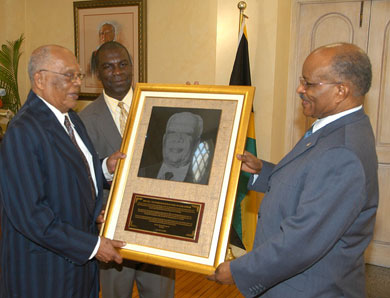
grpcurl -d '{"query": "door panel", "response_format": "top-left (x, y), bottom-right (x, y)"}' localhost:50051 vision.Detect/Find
top-left (365, 0), bottom-right (390, 267)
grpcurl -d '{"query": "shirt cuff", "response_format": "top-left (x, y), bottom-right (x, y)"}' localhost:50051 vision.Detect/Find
top-left (252, 174), bottom-right (259, 185)
top-left (89, 236), bottom-right (100, 260)
top-left (102, 157), bottom-right (114, 181)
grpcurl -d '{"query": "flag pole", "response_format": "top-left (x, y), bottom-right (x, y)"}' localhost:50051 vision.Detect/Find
top-left (238, 1), bottom-right (248, 34)
top-left (226, 1), bottom-right (250, 261)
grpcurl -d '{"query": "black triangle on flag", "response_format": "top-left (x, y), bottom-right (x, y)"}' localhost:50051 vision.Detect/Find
top-left (229, 25), bottom-right (251, 86)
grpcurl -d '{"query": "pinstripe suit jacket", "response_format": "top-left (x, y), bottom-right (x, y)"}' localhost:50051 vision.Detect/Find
top-left (230, 109), bottom-right (378, 298)
top-left (0, 91), bottom-right (103, 298)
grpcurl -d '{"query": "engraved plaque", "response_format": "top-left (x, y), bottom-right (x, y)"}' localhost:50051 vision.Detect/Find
top-left (126, 194), bottom-right (204, 242)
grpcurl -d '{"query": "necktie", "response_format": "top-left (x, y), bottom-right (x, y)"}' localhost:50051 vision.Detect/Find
top-left (304, 126), bottom-right (313, 139)
top-left (64, 116), bottom-right (96, 200)
top-left (165, 172), bottom-right (174, 180)
top-left (118, 102), bottom-right (128, 137)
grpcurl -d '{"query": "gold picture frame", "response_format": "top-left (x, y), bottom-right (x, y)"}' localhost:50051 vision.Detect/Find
top-left (73, 0), bottom-right (146, 99)
top-left (101, 83), bottom-right (255, 275)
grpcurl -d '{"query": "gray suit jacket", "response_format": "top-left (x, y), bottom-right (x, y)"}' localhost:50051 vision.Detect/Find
top-left (79, 94), bottom-right (121, 159)
top-left (79, 94), bottom-right (122, 204)
top-left (230, 109), bottom-right (378, 298)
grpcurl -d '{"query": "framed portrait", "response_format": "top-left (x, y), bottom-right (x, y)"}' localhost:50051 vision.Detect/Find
top-left (101, 83), bottom-right (255, 275)
top-left (73, 0), bottom-right (146, 99)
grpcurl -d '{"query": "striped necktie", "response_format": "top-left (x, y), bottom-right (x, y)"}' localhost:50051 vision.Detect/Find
top-left (118, 102), bottom-right (128, 136)
top-left (64, 115), bottom-right (96, 200)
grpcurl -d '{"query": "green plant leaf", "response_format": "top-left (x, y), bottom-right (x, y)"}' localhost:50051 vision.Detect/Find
top-left (0, 34), bottom-right (23, 114)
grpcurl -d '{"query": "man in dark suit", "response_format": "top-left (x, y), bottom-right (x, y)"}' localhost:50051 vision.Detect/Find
top-left (209, 43), bottom-right (379, 297)
top-left (0, 44), bottom-right (125, 298)
top-left (139, 111), bottom-right (211, 184)
top-left (79, 41), bottom-right (175, 298)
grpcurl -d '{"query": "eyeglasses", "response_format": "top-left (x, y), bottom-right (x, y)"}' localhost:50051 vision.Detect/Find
top-left (39, 69), bottom-right (85, 82)
top-left (299, 77), bottom-right (341, 89)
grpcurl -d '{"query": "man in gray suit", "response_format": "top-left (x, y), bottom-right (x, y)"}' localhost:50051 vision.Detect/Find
top-left (79, 41), bottom-right (175, 298)
top-left (208, 43), bottom-right (378, 297)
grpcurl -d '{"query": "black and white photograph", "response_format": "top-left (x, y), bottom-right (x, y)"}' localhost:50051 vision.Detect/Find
top-left (138, 107), bottom-right (221, 185)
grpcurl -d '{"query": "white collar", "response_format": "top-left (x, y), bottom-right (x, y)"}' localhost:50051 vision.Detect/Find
top-left (312, 105), bottom-right (362, 133)
top-left (103, 87), bottom-right (133, 111)
top-left (37, 95), bottom-right (69, 127)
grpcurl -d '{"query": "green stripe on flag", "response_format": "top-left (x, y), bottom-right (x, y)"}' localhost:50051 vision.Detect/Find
top-left (232, 136), bottom-right (257, 243)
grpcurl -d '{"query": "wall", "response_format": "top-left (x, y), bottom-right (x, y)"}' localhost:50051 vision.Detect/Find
top-left (216, 0), bottom-right (291, 162)
top-left (0, 0), bottom-right (291, 163)
top-left (148, 0), bottom-right (217, 84)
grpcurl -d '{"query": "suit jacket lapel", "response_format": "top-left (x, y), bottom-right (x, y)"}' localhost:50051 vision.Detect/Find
top-left (69, 110), bottom-right (103, 217)
top-left (69, 111), bottom-right (103, 189)
top-left (272, 109), bottom-right (366, 175)
top-left (94, 95), bottom-right (122, 151)
top-left (27, 94), bottom-right (87, 175)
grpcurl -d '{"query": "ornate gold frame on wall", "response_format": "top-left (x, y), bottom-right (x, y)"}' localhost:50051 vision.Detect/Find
top-left (73, 0), bottom-right (146, 99)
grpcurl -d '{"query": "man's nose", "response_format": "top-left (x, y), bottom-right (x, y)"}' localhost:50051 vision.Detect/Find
top-left (112, 65), bottom-right (123, 75)
top-left (172, 133), bottom-right (185, 142)
top-left (296, 83), bottom-right (305, 94)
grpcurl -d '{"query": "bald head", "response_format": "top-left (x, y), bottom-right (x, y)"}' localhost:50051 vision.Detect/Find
top-left (28, 45), bottom-right (82, 113)
top-left (309, 43), bottom-right (372, 97)
top-left (28, 45), bottom-right (75, 83)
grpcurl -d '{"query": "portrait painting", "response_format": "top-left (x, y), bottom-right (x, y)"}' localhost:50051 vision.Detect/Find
top-left (74, 0), bottom-right (146, 98)
top-left (137, 107), bottom-right (222, 185)
top-left (102, 83), bottom-right (255, 275)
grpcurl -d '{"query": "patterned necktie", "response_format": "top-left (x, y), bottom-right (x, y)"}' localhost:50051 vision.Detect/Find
top-left (64, 116), bottom-right (96, 200)
top-left (304, 126), bottom-right (313, 139)
top-left (118, 102), bottom-right (128, 137)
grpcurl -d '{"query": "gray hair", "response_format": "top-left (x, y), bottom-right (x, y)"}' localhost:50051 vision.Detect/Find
top-left (28, 46), bottom-right (52, 83)
top-left (325, 43), bottom-right (372, 96)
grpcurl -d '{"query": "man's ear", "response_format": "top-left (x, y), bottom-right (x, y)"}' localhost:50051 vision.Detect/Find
top-left (33, 72), bottom-right (45, 90)
top-left (335, 83), bottom-right (350, 103)
top-left (96, 70), bottom-right (102, 82)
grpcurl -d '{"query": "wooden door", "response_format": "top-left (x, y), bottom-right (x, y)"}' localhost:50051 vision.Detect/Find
top-left (364, 0), bottom-right (390, 267)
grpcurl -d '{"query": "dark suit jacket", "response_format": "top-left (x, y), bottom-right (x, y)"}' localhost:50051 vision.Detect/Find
top-left (230, 109), bottom-right (378, 298)
top-left (0, 91), bottom-right (103, 298)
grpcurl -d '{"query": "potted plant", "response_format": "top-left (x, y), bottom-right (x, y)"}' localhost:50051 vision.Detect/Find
top-left (0, 34), bottom-right (24, 115)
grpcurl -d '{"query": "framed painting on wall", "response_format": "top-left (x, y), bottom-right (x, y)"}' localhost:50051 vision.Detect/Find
top-left (73, 0), bottom-right (146, 99)
top-left (101, 83), bottom-right (255, 274)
